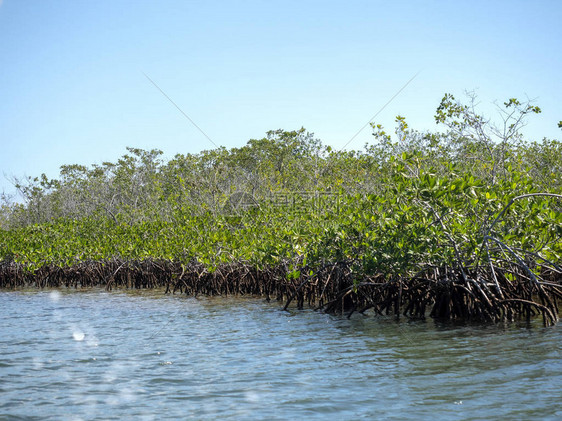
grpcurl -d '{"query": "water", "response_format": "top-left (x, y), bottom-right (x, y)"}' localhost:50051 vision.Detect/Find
top-left (0, 289), bottom-right (560, 420)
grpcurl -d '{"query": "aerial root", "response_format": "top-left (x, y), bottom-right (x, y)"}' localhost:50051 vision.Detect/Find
top-left (0, 258), bottom-right (559, 325)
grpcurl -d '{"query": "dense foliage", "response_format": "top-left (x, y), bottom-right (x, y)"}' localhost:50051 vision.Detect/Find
top-left (1, 93), bottom-right (561, 323)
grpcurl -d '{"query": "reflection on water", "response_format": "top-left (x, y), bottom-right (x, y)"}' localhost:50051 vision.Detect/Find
top-left (0, 290), bottom-right (560, 420)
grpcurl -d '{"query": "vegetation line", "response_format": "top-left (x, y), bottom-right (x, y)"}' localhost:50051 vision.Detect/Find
top-left (1, 92), bottom-right (560, 325)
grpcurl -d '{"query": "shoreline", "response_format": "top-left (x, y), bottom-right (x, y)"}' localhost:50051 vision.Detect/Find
top-left (2, 258), bottom-right (560, 326)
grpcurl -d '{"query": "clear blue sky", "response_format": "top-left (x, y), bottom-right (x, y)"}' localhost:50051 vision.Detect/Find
top-left (1, 0), bottom-right (560, 197)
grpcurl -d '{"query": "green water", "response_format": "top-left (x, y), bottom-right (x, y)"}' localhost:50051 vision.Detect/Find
top-left (0, 290), bottom-right (560, 420)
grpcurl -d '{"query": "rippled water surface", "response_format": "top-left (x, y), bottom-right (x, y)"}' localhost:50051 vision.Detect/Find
top-left (1, 289), bottom-right (560, 420)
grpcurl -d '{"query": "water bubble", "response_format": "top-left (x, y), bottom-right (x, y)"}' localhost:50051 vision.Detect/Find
top-left (32, 357), bottom-right (44, 370)
top-left (86, 335), bottom-right (99, 347)
top-left (245, 391), bottom-right (260, 403)
top-left (49, 290), bottom-right (61, 302)
top-left (120, 387), bottom-right (138, 403)
top-left (73, 330), bottom-right (85, 341)
top-left (454, 400), bottom-right (463, 405)
top-left (160, 361), bottom-right (173, 365)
